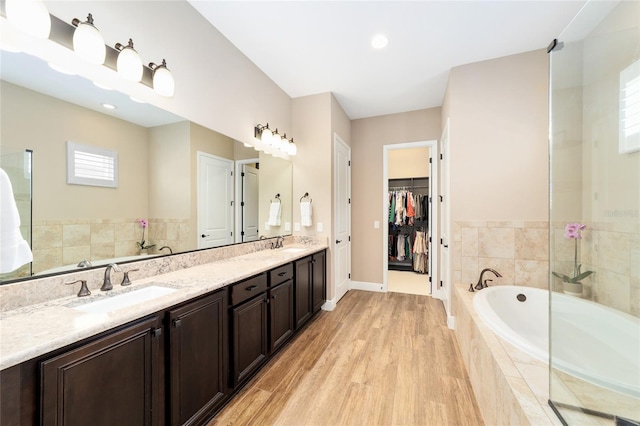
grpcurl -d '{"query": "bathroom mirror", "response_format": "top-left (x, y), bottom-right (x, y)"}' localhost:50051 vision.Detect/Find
top-left (0, 49), bottom-right (292, 283)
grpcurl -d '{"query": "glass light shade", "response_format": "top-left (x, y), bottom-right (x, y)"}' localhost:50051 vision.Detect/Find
top-left (117, 46), bottom-right (143, 82)
top-left (152, 65), bottom-right (175, 97)
top-left (287, 141), bottom-right (297, 156)
top-left (73, 20), bottom-right (106, 65)
top-left (279, 136), bottom-right (289, 151)
top-left (6, 0), bottom-right (51, 39)
top-left (261, 128), bottom-right (272, 145)
top-left (270, 131), bottom-right (280, 147)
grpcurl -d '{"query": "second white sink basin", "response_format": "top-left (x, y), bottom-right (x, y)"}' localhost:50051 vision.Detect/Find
top-left (72, 286), bottom-right (177, 314)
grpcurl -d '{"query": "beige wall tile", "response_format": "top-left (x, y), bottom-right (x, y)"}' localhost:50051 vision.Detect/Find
top-left (515, 228), bottom-right (548, 261)
top-left (63, 224), bottom-right (90, 247)
top-left (91, 243), bottom-right (115, 261)
top-left (461, 256), bottom-right (479, 286)
top-left (515, 260), bottom-right (549, 289)
top-left (631, 278), bottom-right (640, 317)
top-left (598, 231), bottom-right (630, 276)
top-left (478, 228), bottom-right (514, 259)
top-left (32, 224), bottom-right (63, 249)
top-left (114, 241), bottom-right (138, 257)
top-left (90, 223), bottom-right (115, 245)
top-left (592, 269), bottom-right (631, 314)
top-left (488, 220), bottom-right (525, 228)
top-left (451, 242), bottom-right (462, 273)
top-left (461, 227), bottom-right (478, 257)
top-left (62, 245), bottom-right (90, 265)
top-left (115, 222), bottom-right (137, 242)
top-left (32, 247), bottom-right (62, 274)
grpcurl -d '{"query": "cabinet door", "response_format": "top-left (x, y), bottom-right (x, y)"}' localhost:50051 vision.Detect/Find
top-left (232, 294), bottom-right (268, 386)
top-left (41, 317), bottom-right (162, 426)
top-left (269, 279), bottom-right (294, 352)
top-left (294, 256), bottom-right (312, 329)
top-left (312, 251), bottom-right (327, 313)
top-left (168, 290), bottom-right (228, 426)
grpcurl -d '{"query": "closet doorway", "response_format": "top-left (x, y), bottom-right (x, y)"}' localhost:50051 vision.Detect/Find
top-left (382, 141), bottom-right (438, 296)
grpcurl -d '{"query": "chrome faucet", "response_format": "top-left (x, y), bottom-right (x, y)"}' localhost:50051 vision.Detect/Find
top-left (159, 245), bottom-right (173, 254)
top-left (101, 263), bottom-right (121, 291)
top-left (77, 259), bottom-right (93, 268)
top-left (469, 268), bottom-right (502, 292)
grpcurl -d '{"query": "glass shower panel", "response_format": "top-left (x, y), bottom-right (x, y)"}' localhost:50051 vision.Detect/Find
top-left (549, 1), bottom-right (639, 424)
top-left (0, 149), bottom-right (33, 279)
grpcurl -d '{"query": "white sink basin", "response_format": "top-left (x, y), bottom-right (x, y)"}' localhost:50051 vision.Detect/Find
top-left (72, 286), bottom-right (177, 314)
top-left (281, 248), bottom-right (306, 253)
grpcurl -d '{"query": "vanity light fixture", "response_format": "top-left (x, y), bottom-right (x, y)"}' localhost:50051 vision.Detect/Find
top-left (149, 59), bottom-right (175, 97)
top-left (287, 138), bottom-right (297, 156)
top-left (255, 123), bottom-right (272, 144)
top-left (271, 129), bottom-right (280, 147)
top-left (5, 0), bottom-right (51, 39)
top-left (129, 96), bottom-right (146, 104)
top-left (279, 133), bottom-right (290, 151)
top-left (72, 14), bottom-right (106, 65)
top-left (115, 39), bottom-right (143, 82)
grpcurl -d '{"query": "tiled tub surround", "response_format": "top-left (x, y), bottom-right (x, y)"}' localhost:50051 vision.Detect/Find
top-left (452, 221), bottom-right (550, 291)
top-left (453, 284), bottom-right (561, 425)
top-left (0, 235), bottom-right (327, 370)
top-left (29, 217), bottom-right (191, 276)
top-left (551, 221), bottom-right (640, 318)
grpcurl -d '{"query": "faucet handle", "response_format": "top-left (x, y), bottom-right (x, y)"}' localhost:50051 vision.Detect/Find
top-left (483, 279), bottom-right (493, 288)
top-left (66, 280), bottom-right (91, 297)
top-left (121, 269), bottom-right (139, 286)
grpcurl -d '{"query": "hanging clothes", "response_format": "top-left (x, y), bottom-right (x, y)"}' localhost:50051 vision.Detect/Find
top-left (413, 230), bottom-right (429, 274)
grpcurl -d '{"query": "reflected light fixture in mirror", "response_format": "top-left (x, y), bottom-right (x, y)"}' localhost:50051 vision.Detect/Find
top-left (288, 138), bottom-right (297, 156)
top-left (115, 39), bottom-right (143, 82)
top-left (149, 59), bottom-right (175, 97)
top-left (5, 0), bottom-right (51, 39)
top-left (72, 14), bottom-right (106, 65)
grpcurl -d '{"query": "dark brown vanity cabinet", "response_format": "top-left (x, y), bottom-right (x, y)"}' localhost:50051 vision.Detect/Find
top-left (294, 250), bottom-right (327, 329)
top-left (230, 273), bottom-right (269, 387)
top-left (40, 316), bottom-right (164, 426)
top-left (167, 289), bottom-right (228, 426)
top-left (268, 263), bottom-right (294, 352)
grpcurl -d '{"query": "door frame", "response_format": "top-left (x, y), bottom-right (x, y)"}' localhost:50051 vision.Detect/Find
top-left (235, 158), bottom-right (259, 243)
top-left (382, 140), bottom-right (438, 294)
top-left (196, 151), bottom-right (234, 249)
top-left (331, 133), bottom-right (351, 309)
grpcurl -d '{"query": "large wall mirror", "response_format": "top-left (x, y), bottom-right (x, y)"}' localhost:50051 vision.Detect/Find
top-left (0, 49), bottom-right (292, 284)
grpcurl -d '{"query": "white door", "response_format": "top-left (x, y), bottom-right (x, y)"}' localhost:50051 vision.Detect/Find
top-left (197, 152), bottom-right (234, 248)
top-left (334, 134), bottom-right (351, 303)
top-left (242, 164), bottom-right (259, 242)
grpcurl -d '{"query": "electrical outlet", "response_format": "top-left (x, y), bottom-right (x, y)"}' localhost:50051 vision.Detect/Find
top-left (374, 221), bottom-right (380, 229)
top-left (316, 222), bottom-right (323, 232)
top-left (294, 222), bottom-right (300, 231)
top-left (264, 222), bottom-right (271, 231)
top-left (284, 222), bottom-right (291, 232)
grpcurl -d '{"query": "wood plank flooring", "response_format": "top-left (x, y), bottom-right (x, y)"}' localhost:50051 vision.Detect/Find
top-left (208, 290), bottom-right (483, 426)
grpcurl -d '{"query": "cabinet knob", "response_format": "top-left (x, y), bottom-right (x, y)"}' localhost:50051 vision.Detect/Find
top-left (172, 319), bottom-right (182, 328)
top-left (278, 272), bottom-right (287, 277)
top-left (152, 328), bottom-right (163, 338)
top-left (245, 285), bottom-right (257, 291)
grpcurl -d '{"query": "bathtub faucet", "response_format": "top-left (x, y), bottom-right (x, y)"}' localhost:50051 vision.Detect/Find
top-left (470, 268), bottom-right (502, 292)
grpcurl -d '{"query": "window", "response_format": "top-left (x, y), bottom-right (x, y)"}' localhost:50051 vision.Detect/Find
top-left (66, 141), bottom-right (118, 188)
top-left (619, 59), bottom-right (640, 154)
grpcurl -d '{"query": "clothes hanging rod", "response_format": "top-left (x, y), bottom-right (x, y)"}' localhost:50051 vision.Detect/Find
top-left (389, 186), bottom-right (430, 190)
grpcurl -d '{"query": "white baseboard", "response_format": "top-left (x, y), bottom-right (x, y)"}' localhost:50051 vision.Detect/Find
top-left (350, 281), bottom-right (385, 292)
top-left (321, 298), bottom-right (336, 311)
top-left (447, 315), bottom-right (455, 330)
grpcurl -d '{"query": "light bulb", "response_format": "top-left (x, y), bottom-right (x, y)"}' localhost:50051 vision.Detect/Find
top-left (288, 140), bottom-right (297, 156)
top-left (6, 0), bottom-right (51, 39)
top-left (261, 127), bottom-right (272, 145)
top-left (73, 14), bottom-right (106, 65)
top-left (151, 59), bottom-right (175, 97)
top-left (116, 39), bottom-right (143, 82)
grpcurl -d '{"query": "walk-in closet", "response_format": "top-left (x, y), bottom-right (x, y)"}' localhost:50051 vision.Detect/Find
top-left (386, 146), bottom-right (431, 295)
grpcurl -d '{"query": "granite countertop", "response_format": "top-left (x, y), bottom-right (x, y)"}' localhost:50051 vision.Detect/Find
top-left (0, 244), bottom-right (327, 370)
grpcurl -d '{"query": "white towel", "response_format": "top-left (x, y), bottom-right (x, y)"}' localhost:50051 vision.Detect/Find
top-left (300, 201), bottom-right (313, 227)
top-left (267, 202), bottom-right (281, 226)
top-left (0, 168), bottom-right (33, 273)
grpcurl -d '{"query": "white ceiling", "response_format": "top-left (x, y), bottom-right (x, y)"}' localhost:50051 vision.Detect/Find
top-left (189, 0), bottom-right (587, 120)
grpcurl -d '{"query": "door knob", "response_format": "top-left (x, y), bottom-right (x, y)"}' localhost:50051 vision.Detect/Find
top-left (201, 234), bottom-right (210, 238)
top-left (336, 239), bottom-right (342, 244)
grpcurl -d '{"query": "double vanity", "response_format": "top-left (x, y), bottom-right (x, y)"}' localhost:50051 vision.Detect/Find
top-left (0, 237), bottom-right (328, 426)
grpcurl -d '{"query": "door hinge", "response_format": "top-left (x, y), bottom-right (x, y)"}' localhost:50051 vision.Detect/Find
top-left (440, 154), bottom-right (443, 160)
top-left (241, 231), bottom-right (245, 236)
top-left (348, 236), bottom-right (351, 242)
top-left (439, 195), bottom-right (443, 202)
top-left (230, 171), bottom-right (233, 176)
top-left (429, 276), bottom-right (432, 283)
top-left (241, 201), bottom-right (245, 207)
top-left (429, 157), bottom-right (432, 164)
top-left (440, 280), bottom-right (443, 288)
top-left (241, 172), bottom-right (245, 177)
top-left (230, 232), bottom-right (233, 236)
top-left (348, 273), bottom-right (351, 279)
top-left (348, 160), bottom-right (351, 166)
top-left (348, 198), bottom-right (351, 204)
top-left (429, 237), bottom-right (432, 243)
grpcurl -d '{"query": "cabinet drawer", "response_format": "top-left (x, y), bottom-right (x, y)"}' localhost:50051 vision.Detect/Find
top-left (231, 274), bottom-right (267, 306)
top-left (269, 263), bottom-right (293, 287)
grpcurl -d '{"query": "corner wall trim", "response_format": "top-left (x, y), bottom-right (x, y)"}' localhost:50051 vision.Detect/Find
top-left (447, 315), bottom-right (456, 330)
top-left (321, 298), bottom-right (337, 311)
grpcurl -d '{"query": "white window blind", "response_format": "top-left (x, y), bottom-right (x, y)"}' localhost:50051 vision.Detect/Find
top-left (619, 60), bottom-right (640, 154)
top-left (67, 141), bottom-right (118, 188)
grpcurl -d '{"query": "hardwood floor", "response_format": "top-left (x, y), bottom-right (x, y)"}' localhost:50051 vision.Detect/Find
top-left (209, 290), bottom-right (483, 426)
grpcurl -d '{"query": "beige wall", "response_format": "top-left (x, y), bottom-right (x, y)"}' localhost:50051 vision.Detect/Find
top-left (1, 81), bottom-right (149, 221)
top-left (258, 156), bottom-right (293, 238)
top-left (388, 147), bottom-right (431, 179)
top-left (351, 108), bottom-right (442, 285)
top-left (443, 49), bottom-right (550, 307)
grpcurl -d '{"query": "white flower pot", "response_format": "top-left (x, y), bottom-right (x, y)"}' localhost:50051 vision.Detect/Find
top-left (562, 281), bottom-right (583, 297)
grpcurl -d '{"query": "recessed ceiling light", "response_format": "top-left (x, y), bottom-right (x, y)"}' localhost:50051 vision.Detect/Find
top-left (371, 34), bottom-right (388, 49)
top-left (102, 103), bottom-right (116, 110)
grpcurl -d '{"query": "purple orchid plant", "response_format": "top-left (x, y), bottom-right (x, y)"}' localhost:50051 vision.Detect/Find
top-left (552, 223), bottom-right (594, 284)
top-left (137, 219), bottom-right (155, 250)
